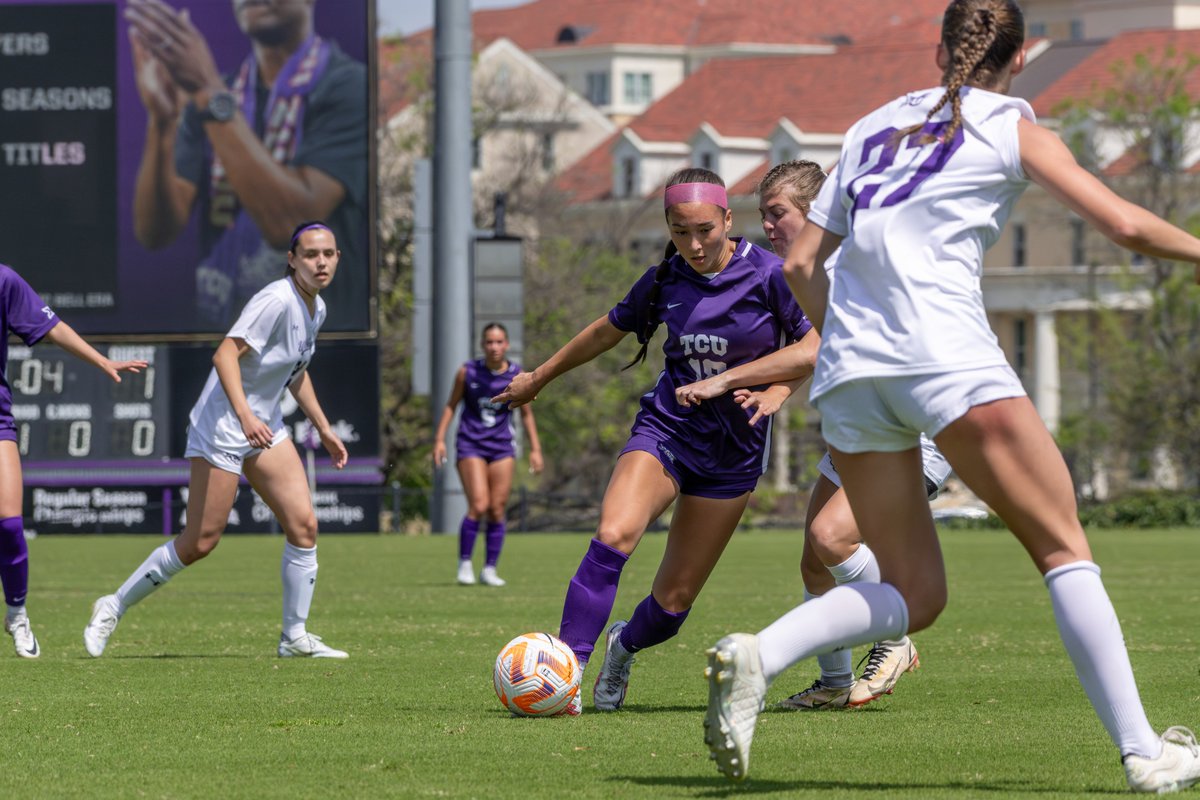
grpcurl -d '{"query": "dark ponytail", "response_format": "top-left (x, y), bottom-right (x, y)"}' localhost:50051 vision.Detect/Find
top-left (622, 241), bottom-right (678, 370)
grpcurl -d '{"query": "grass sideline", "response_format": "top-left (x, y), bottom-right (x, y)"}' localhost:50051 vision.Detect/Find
top-left (1, 529), bottom-right (1198, 799)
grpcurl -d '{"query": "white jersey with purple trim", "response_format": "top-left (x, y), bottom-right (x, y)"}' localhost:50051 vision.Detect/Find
top-left (188, 277), bottom-right (325, 450)
top-left (807, 86), bottom-right (1035, 401)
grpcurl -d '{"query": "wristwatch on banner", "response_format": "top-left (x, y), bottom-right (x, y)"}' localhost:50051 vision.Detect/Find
top-left (198, 90), bottom-right (237, 123)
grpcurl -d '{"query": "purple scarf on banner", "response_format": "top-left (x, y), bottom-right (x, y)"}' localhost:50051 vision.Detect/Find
top-left (197, 36), bottom-right (332, 326)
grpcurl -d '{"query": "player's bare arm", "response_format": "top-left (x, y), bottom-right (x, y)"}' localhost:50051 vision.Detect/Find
top-left (493, 316), bottom-right (627, 408)
top-left (43, 321), bottom-right (149, 383)
top-left (432, 366), bottom-right (468, 467)
top-left (211, 337), bottom-right (273, 449)
top-left (782, 223), bottom-right (842, 333)
top-left (675, 328), bottom-right (818, 407)
top-left (288, 369), bottom-right (347, 469)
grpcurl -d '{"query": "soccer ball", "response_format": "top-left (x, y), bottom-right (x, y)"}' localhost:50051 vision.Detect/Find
top-left (493, 632), bottom-right (581, 717)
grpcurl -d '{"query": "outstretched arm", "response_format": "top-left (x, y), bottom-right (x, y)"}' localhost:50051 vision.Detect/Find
top-left (675, 327), bottom-right (819, 408)
top-left (43, 322), bottom-right (148, 383)
top-left (1019, 119), bottom-right (1200, 267)
top-left (432, 366), bottom-right (467, 468)
top-left (491, 316), bottom-right (628, 408)
top-left (288, 370), bottom-right (347, 469)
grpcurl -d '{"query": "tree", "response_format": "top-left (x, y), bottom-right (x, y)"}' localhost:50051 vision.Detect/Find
top-left (1054, 47), bottom-right (1200, 492)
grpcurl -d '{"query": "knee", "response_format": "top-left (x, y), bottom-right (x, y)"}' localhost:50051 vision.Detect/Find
top-left (806, 517), bottom-right (857, 566)
top-left (799, 547), bottom-right (832, 593)
top-left (177, 533), bottom-right (220, 564)
top-left (594, 523), bottom-right (639, 555)
top-left (288, 515), bottom-right (319, 548)
top-left (652, 586), bottom-right (696, 614)
top-left (898, 581), bottom-right (948, 633)
top-left (486, 505), bottom-right (506, 524)
top-left (467, 500), bottom-right (489, 518)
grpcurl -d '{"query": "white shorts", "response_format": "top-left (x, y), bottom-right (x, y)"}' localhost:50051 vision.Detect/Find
top-left (814, 364), bottom-right (1026, 453)
top-left (184, 426), bottom-right (289, 475)
top-left (818, 434), bottom-right (952, 499)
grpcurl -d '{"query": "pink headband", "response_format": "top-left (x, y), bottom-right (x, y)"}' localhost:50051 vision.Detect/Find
top-left (663, 182), bottom-right (728, 209)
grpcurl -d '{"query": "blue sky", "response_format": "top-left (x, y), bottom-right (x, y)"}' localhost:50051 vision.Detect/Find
top-left (377, 0), bottom-right (530, 36)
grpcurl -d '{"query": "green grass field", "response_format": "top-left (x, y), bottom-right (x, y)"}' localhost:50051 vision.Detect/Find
top-left (1, 528), bottom-right (1198, 799)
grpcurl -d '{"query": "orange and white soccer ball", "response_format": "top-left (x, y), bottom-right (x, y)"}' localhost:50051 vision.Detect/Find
top-left (493, 632), bottom-right (582, 717)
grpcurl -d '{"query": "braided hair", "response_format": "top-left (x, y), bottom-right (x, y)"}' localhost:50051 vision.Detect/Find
top-left (622, 167), bottom-right (727, 370)
top-left (896, 0), bottom-right (1024, 146)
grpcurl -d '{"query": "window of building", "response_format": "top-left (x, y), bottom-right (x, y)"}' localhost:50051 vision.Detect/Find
top-left (1070, 219), bottom-right (1085, 265)
top-left (1012, 222), bottom-right (1026, 267)
top-left (541, 132), bottom-right (555, 171)
top-left (699, 152), bottom-right (713, 171)
top-left (623, 72), bottom-right (652, 104)
top-left (1028, 21), bottom-right (1046, 37)
top-left (1069, 19), bottom-right (1084, 40)
top-left (1014, 317), bottom-right (1028, 378)
top-left (620, 157), bottom-right (636, 198)
top-left (585, 71), bottom-right (609, 105)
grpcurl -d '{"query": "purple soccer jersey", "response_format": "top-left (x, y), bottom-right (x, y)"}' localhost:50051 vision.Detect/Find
top-left (455, 358), bottom-right (521, 461)
top-left (0, 265), bottom-right (59, 428)
top-left (609, 239), bottom-right (812, 480)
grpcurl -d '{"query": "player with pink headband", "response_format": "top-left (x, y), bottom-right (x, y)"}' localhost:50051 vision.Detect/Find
top-left (494, 167), bottom-right (818, 714)
top-left (85, 221), bottom-right (351, 659)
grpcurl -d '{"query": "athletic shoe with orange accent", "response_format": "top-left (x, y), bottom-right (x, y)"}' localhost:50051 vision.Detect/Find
top-left (593, 620), bottom-right (634, 711)
top-left (848, 638), bottom-right (918, 706)
top-left (1125, 726), bottom-right (1200, 793)
top-left (558, 692), bottom-right (582, 716)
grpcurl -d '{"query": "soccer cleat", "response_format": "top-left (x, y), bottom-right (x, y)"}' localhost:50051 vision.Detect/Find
top-left (277, 632), bottom-right (349, 659)
top-left (592, 620), bottom-right (635, 711)
top-left (83, 594), bottom-right (123, 658)
top-left (776, 678), bottom-right (852, 711)
top-left (1124, 726), bottom-right (1200, 794)
top-left (848, 638), bottom-right (919, 706)
top-left (5, 610), bottom-right (40, 659)
top-left (479, 565), bottom-right (506, 587)
top-left (704, 633), bottom-right (767, 781)
top-left (457, 560), bottom-right (476, 585)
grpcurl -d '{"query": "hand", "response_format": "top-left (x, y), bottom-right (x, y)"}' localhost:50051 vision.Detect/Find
top-left (675, 374), bottom-right (730, 408)
top-left (129, 28), bottom-right (184, 124)
top-left (320, 429), bottom-right (348, 470)
top-left (732, 385), bottom-right (792, 427)
top-left (100, 359), bottom-right (150, 384)
top-left (239, 413), bottom-right (275, 450)
top-left (491, 371), bottom-right (540, 409)
top-left (528, 450), bottom-right (544, 475)
top-left (125, 0), bottom-right (223, 97)
top-left (432, 441), bottom-right (448, 468)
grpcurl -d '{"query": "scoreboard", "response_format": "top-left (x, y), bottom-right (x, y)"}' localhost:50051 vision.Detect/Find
top-left (8, 344), bottom-right (166, 461)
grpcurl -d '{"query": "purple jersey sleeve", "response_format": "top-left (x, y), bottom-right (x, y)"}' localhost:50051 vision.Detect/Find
top-left (608, 266), bottom-right (659, 337)
top-left (1, 265), bottom-right (58, 346)
top-left (765, 263), bottom-right (813, 342)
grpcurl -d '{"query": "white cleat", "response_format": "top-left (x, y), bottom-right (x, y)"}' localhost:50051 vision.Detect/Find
top-left (557, 691), bottom-right (583, 717)
top-left (83, 594), bottom-right (123, 658)
top-left (5, 610), bottom-right (40, 659)
top-left (479, 565), bottom-right (506, 587)
top-left (592, 620), bottom-right (634, 711)
top-left (1125, 726), bottom-right (1200, 794)
top-left (456, 559), bottom-right (476, 585)
top-left (704, 633), bottom-right (767, 781)
top-left (278, 632), bottom-right (349, 659)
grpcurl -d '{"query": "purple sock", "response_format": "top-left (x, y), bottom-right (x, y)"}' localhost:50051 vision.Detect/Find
top-left (484, 520), bottom-right (505, 567)
top-left (619, 593), bottom-right (689, 653)
top-left (559, 538), bottom-right (629, 664)
top-left (458, 517), bottom-right (480, 561)
top-left (0, 516), bottom-right (28, 607)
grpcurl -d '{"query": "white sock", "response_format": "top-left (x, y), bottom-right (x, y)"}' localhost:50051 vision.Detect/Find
top-left (1044, 561), bottom-right (1161, 758)
top-left (6, 603), bottom-right (25, 619)
top-left (116, 540), bottom-right (185, 610)
top-left (828, 542), bottom-right (881, 585)
top-left (758, 582), bottom-right (909, 684)
top-left (281, 542), bottom-right (318, 641)
top-left (805, 590), bottom-right (854, 687)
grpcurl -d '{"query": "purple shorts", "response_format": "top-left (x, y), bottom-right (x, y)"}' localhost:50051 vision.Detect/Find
top-left (620, 432), bottom-right (759, 499)
top-left (457, 440), bottom-right (515, 464)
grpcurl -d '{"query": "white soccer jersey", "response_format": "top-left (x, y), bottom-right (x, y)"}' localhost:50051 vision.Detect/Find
top-left (188, 277), bottom-right (326, 450)
top-left (807, 86), bottom-right (1035, 401)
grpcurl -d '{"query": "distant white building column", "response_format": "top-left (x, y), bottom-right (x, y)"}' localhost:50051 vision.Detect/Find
top-left (1033, 309), bottom-right (1060, 433)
